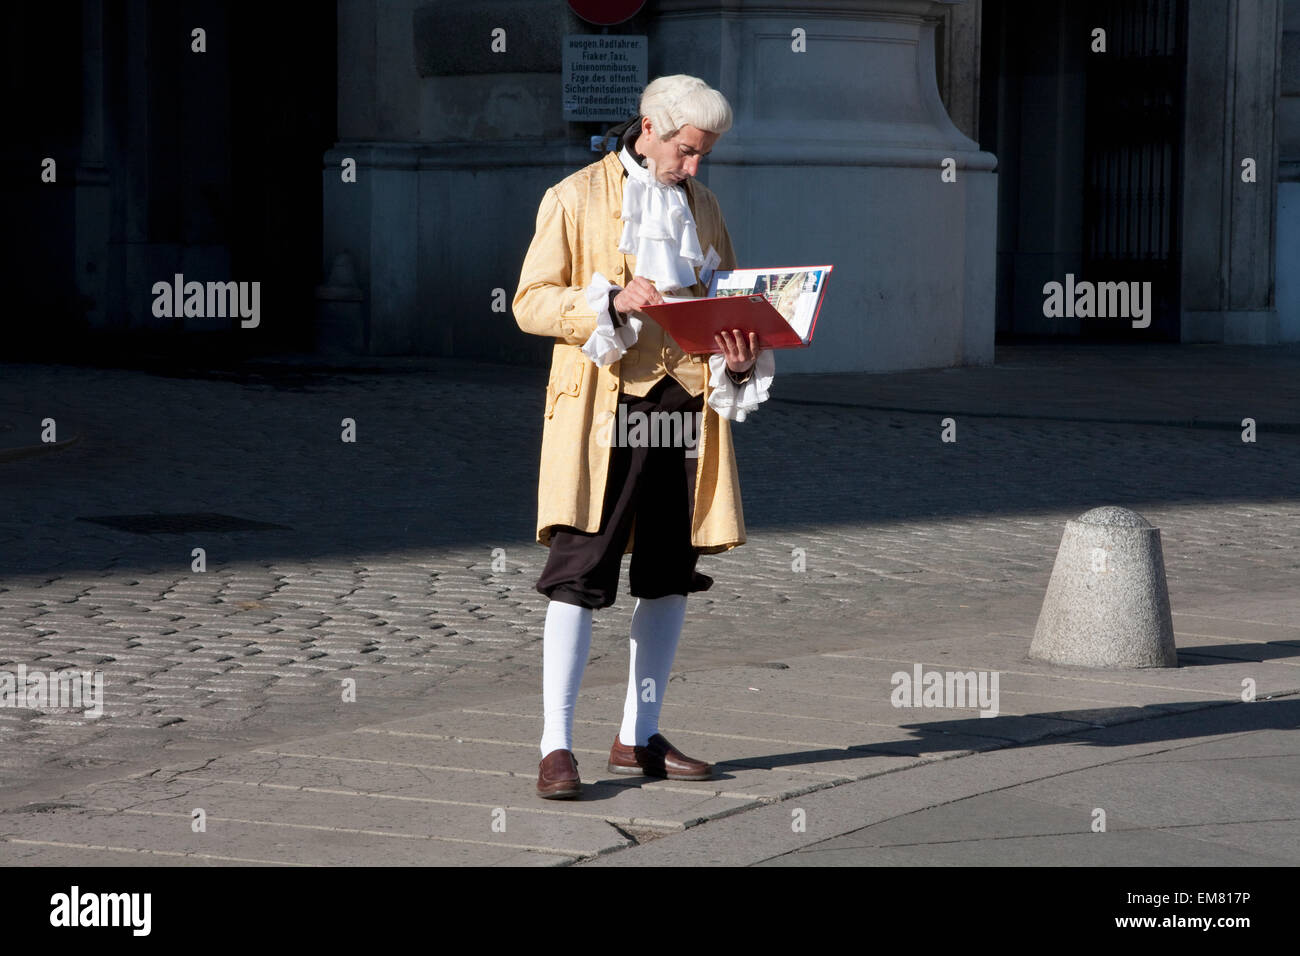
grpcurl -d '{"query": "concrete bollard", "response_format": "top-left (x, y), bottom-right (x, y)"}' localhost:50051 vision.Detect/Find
top-left (1030, 506), bottom-right (1177, 668)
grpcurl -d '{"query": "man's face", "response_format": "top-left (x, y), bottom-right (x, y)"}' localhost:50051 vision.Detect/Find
top-left (636, 119), bottom-right (720, 186)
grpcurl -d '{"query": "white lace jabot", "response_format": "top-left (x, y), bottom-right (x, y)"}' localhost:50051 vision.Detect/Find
top-left (616, 146), bottom-right (704, 293)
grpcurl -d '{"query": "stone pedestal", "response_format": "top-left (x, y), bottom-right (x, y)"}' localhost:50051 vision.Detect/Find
top-left (654, 0), bottom-right (997, 372)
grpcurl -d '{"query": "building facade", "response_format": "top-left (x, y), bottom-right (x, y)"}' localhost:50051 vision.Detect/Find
top-left (10, 0), bottom-right (1296, 367)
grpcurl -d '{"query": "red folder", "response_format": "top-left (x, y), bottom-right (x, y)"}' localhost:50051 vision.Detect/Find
top-left (640, 264), bottom-right (832, 354)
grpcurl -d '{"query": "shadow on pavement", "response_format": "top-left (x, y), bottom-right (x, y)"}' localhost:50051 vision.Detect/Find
top-left (3, 346), bottom-right (1299, 577)
top-left (707, 697), bottom-right (1300, 775)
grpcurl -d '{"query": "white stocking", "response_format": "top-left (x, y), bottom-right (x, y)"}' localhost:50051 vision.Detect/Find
top-left (540, 600), bottom-right (593, 757)
top-left (618, 594), bottom-right (687, 747)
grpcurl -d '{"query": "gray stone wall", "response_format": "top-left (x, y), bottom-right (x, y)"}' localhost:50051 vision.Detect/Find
top-left (323, 0), bottom-right (998, 371)
top-left (1181, 0), bottom-right (1284, 343)
top-left (1277, 0), bottom-right (1300, 340)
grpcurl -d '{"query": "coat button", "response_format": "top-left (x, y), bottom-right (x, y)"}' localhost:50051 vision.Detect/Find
top-left (563, 326), bottom-right (574, 335)
top-left (608, 381), bottom-right (617, 390)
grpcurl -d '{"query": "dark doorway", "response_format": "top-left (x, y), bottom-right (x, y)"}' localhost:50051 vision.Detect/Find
top-left (4, 1), bottom-right (336, 363)
top-left (228, 2), bottom-right (338, 355)
top-left (1081, 0), bottom-right (1186, 341)
top-left (980, 0), bottom-right (1187, 341)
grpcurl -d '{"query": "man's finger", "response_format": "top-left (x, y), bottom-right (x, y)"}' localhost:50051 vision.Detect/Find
top-left (731, 329), bottom-right (748, 359)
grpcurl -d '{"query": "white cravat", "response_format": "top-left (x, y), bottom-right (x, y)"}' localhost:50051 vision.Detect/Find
top-left (616, 146), bottom-right (704, 292)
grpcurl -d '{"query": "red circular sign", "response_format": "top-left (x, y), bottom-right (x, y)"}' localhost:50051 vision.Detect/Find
top-left (567, 0), bottom-right (646, 26)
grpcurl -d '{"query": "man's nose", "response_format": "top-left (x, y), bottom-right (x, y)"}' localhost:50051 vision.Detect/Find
top-left (684, 155), bottom-right (701, 177)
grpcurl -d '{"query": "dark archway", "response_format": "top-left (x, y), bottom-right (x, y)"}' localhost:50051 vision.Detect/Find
top-left (980, 0), bottom-right (1187, 341)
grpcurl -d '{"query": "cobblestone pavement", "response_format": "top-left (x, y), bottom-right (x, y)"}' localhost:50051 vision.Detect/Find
top-left (1, 345), bottom-right (1298, 805)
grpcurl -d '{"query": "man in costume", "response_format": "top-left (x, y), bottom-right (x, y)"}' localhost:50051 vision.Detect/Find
top-left (513, 75), bottom-right (775, 799)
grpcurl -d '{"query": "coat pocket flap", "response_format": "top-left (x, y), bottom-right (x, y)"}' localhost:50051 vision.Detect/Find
top-left (546, 348), bottom-right (585, 417)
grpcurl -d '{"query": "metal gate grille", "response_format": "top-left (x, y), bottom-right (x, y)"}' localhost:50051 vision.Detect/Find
top-left (1083, 0), bottom-right (1187, 339)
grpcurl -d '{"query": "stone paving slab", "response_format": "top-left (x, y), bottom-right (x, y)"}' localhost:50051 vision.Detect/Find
top-left (848, 663), bottom-right (1225, 710)
top-left (1172, 612), bottom-right (1300, 644)
top-left (0, 806), bottom-right (571, 867)
top-left (760, 818), bottom-right (1286, 866)
top-left (668, 649), bottom-right (1265, 736)
top-left (1144, 820), bottom-right (1300, 863)
top-left (463, 697), bottom-right (1020, 757)
top-left (795, 731), bottom-right (1299, 855)
top-left (1128, 728), bottom-right (1300, 766)
top-left (765, 735), bottom-right (1300, 866)
top-left (14, 778), bottom-right (626, 861)
top-left (823, 638), bottom-right (1298, 698)
top-left (348, 707), bottom-right (935, 782)
top-left (1012, 741), bottom-right (1300, 828)
top-left (170, 751), bottom-right (754, 828)
top-left (646, 669), bottom-right (1094, 741)
top-left (582, 698), bottom-right (1300, 866)
top-left (0, 842), bottom-right (256, 866)
top-left (250, 732), bottom-right (844, 801)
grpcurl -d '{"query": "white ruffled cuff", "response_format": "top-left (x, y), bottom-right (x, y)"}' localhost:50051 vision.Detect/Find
top-left (579, 270), bottom-right (642, 367)
top-left (707, 349), bottom-right (775, 422)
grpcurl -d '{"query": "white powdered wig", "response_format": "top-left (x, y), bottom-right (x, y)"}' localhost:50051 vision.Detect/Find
top-left (639, 74), bottom-right (733, 141)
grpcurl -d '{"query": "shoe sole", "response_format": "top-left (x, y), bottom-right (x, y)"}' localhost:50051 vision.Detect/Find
top-left (537, 785), bottom-right (582, 799)
top-left (607, 762), bottom-right (648, 776)
top-left (664, 770), bottom-right (714, 781)
top-left (607, 762), bottom-right (714, 781)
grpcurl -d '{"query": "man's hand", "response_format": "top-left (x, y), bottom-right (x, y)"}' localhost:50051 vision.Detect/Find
top-left (715, 329), bottom-right (760, 375)
top-left (612, 276), bottom-right (664, 315)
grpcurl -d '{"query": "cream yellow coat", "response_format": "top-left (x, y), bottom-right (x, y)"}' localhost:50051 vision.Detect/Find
top-left (513, 149), bottom-right (745, 554)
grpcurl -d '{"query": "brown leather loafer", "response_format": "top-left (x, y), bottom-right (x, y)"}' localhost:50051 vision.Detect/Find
top-left (607, 733), bottom-right (714, 781)
top-left (537, 749), bottom-right (581, 799)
